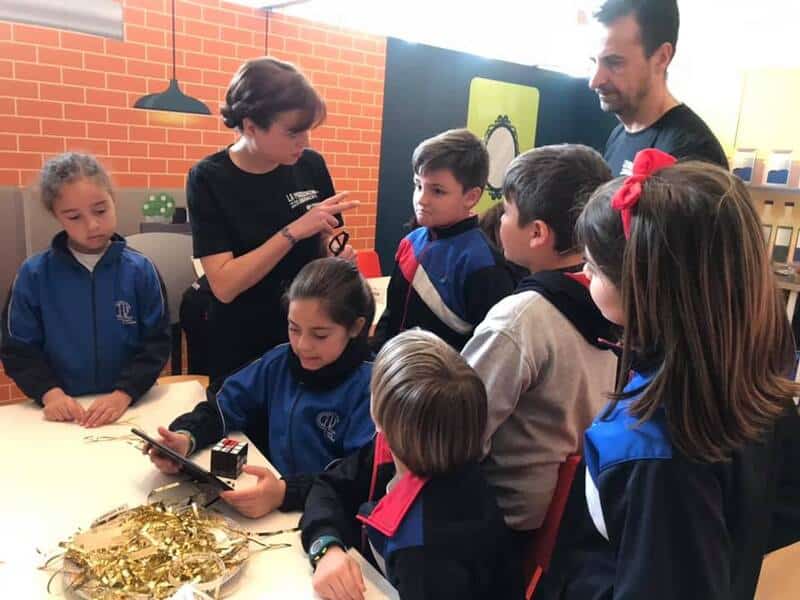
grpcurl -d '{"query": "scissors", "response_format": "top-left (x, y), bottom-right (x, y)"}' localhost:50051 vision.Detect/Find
top-left (328, 230), bottom-right (350, 256)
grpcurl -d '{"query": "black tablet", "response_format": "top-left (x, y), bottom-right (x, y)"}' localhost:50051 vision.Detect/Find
top-left (132, 428), bottom-right (233, 491)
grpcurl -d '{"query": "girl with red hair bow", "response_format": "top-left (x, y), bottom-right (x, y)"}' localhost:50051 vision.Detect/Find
top-left (536, 149), bottom-right (800, 600)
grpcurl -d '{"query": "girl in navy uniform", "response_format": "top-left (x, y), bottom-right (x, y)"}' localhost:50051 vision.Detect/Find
top-left (537, 150), bottom-right (800, 600)
top-left (187, 57), bottom-right (359, 382)
top-left (1, 153), bottom-right (170, 427)
top-left (147, 258), bottom-right (375, 518)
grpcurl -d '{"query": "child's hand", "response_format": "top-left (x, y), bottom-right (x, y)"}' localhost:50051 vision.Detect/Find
top-left (312, 546), bottom-right (366, 600)
top-left (146, 426), bottom-right (191, 474)
top-left (219, 465), bottom-right (287, 518)
top-left (83, 390), bottom-right (132, 428)
top-left (42, 388), bottom-right (86, 423)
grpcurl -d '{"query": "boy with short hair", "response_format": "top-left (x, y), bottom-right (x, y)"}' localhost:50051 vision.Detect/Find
top-left (461, 144), bottom-right (618, 538)
top-left (301, 330), bottom-right (522, 600)
top-left (371, 128), bottom-right (516, 351)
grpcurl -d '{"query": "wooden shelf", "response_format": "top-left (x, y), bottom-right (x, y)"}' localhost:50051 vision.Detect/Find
top-left (747, 184), bottom-right (800, 194)
top-left (774, 272), bottom-right (800, 292)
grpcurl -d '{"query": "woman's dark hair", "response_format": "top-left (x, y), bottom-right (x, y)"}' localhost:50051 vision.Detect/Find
top-left (284, 257), bottom-right (374, 341)
top-left (576, 161), bottom-right (798, 462)
top-left (220, 57), bottom-right (326, 132)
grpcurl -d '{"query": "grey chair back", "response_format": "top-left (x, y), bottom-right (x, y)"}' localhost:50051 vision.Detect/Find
top-left (126, 232), bottom-right (196, 375)
top-left (125, 232), bottom-right (195, 326)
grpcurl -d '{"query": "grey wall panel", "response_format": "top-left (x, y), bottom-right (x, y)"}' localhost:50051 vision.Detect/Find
top-left (0, 187), bottom-right (26, 304)
top-left (0, 0), bottom-right (123, 40)
top-left (22, 187), bottom-right (186, 256)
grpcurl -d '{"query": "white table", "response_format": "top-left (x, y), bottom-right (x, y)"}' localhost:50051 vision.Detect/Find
top-left (0, 382), bottom-right (398, 599)
top-left (367, 276), bottom-right (390, 325)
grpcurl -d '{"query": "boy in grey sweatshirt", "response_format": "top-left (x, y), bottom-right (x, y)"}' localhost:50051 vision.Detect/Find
top-left (462, 145), bottom-right (617, 534)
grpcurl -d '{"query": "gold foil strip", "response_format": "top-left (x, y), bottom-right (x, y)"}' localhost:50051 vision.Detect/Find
top-left (55, 503), bottom-right (250, 599)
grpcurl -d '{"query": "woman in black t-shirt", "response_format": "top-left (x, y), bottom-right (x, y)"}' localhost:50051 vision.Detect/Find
top-left (187, 57), bottom-right (357, 382)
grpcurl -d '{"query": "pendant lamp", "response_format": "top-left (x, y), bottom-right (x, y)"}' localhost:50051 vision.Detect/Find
top-left (133, 0), bottom-right (211, 115)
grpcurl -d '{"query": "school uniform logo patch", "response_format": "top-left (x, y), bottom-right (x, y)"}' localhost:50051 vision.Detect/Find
top-left (115, 300), bottom-right (137, 325)
top-left (286, 190), bottom-right (320, 210)
top-left (316, 411), bottom-right (340, 442)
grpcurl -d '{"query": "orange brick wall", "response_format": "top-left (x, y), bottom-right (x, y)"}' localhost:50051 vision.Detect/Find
top-left (0, 363), bottom-right (25, 404)
top-left (0, 0), bottom-right (385, 250)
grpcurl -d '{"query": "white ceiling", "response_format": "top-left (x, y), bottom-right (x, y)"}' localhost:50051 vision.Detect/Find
top-left (224, 0), bottom-right (800, 74)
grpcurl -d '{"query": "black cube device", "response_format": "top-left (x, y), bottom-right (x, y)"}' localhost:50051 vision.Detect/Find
top-left (210, 438), bottom-right (248, 479)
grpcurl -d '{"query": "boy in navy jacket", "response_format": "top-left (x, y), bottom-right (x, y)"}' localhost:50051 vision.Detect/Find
top-left (1, 153), bottom-right (169, 427)
top-left (301, 330), bottom-right (523, 600)
top-left (371, 129), bottom-right (516, 352)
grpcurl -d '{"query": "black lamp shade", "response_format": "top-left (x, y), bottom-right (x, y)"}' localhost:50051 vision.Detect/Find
top-left (134, 79), bottom-right (211, 115)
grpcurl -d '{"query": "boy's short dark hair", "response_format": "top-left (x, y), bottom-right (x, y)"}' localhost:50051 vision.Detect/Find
top-left (502, 144), bottom-right (611, 254)
top-left (412, 128), bottom-right (489, 192)
top-left (371, 330), bottom-right (487, 477)
top-left (595, 0), bottom-right (680, 57)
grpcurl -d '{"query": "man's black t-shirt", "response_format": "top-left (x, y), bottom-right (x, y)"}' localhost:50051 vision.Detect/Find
top-left (187, 147), bottom-right (335, 380)
top-left (604, 104), bottom-right (729, 176)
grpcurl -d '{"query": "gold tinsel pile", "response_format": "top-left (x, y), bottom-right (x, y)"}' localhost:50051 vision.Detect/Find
top-left (58, 503), bottom-right (249, 599)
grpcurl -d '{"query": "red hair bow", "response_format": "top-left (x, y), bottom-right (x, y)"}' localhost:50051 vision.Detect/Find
top-left (611, 148), bottom-right (677, 238)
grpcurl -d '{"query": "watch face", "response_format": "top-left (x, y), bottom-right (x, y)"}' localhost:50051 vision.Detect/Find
top-left (310, 538), bottom-right (324, 555)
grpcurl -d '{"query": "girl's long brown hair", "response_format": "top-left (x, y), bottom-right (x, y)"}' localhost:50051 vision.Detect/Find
top-left (577, 161), bottom-right (797, 462)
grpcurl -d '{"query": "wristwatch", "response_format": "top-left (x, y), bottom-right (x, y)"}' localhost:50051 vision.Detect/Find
top-left (309, 535), bottom-right (345, 569)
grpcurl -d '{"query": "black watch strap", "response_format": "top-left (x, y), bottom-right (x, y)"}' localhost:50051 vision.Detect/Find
top-left (309, 534), bottom-right (345, 569)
